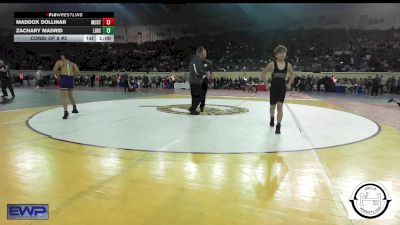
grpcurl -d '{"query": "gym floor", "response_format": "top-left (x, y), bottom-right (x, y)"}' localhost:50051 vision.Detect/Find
top-left (0, 86), bottom-right (399, 225)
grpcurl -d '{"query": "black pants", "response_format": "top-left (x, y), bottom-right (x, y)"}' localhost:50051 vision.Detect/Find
top-left (371, 84), bottom-right (379, 96)
top-left (200, 82), bottom-right (208, 109)
top-left (123, 81), bottom-right (129, 92)
top-left (1, 79), bottom-right (15, 97)
top-left (379, 85), bottom-right (384, 94)
top-left (189, 84), bottom-right (203, 112)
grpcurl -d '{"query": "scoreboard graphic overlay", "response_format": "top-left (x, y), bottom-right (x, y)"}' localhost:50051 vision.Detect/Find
top-left (14, 12), bottom-right (114, 42)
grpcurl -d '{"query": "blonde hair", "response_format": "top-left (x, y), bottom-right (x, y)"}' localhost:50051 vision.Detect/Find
top-left (274, 45), bottom-right (287, 55)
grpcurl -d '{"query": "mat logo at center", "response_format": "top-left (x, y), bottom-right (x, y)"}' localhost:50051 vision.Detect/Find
top-left (157, 104), bottom-right (249, 115)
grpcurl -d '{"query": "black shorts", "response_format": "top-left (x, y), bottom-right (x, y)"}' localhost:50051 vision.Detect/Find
top-left (36, 80), bottom-right (44, 87)
top-left (270, 86), bottom-right (286, 105)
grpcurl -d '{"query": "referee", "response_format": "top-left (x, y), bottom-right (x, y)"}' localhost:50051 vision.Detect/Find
top-left (200, 59), bottom-right (212, 112)
top-left (188, 46), bottom-right (208, 115)
top-left (0, 60), bottom-right (15, 98)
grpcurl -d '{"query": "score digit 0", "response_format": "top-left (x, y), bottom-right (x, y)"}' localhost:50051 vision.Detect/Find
top-left (102, 18), bottom-right (114, 26)
top-left (102, 26), bottom-right (114, 34)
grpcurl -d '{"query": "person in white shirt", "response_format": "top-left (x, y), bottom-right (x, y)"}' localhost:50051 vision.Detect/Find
top-left (34, 66), bottom-right (45, 92)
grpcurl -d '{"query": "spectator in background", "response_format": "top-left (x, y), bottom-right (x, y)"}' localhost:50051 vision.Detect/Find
top-left (19, 72), bottom-right (24, 86)
top-left (121, 72), bottom-right (129, 92)
top-left (95, 74), bottom-right (100, 87)
top-left (90, 74), bottom-right (95, 87)
top-left (379, 75), bottom-right (385, 95)
top-left (371, 74), bottom-right (380, 97)
top-left (365, 76), bottom-right (372, 94)
top-left (26, 74), bottom-right (31, 87)
top-left (169, 73), bottom-right (175, 89)
top-left (397, 76), bottom-right (400, 94)
top-left (291, 75), bottom-right (301, 96)
top-left (389, 76), bottom-right (396, 94)
top-left (345, 79), bottom-right (355, 95)
top-left (34, 65), bottom-right (45, 92)
top-left (0, 59), bottom-right (15, 98)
